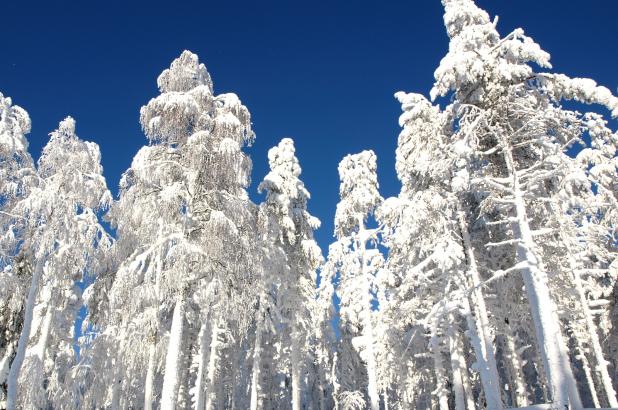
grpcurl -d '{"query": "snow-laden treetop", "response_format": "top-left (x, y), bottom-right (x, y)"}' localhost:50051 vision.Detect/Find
top-left (433, 0), bottom-right (618, 117)
top-left (266, 138), bottom-right (302, 180)
top-left (259, 138), bottom-right (321, 247)
top-left (37, 116), bottom-right (110, 209)
top-left (140, 50), bottom-right (216, 145)
top-left (335, 150), bottom-right (382, 237)
top-left (157, 50), bottom-right (213, 94)
top-left (0, 93), bottom-right (31, 154)
top-left (432, 0), bottom-right (550, 102)
top-left (140, 50), bottom-right (255, 156)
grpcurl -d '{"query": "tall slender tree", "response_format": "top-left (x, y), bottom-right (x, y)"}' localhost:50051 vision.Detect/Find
top-left (327, 150), bottom-right (383, 410)
top-left (258, 138), bottom-right (323, 410)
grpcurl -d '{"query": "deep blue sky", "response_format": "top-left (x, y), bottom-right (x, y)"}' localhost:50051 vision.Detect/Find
top-left (2, 0), bottom-right (617, 253)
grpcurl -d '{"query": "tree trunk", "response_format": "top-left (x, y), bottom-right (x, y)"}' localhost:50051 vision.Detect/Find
top-left (500, 135), bottom-right (582, 408)
top-left (250, 313), bottom-right (263, 410)
top-left (194, 322), bottom-right (210, 410)
top-left (291, 325), bottom-right (302, 410)
top-left (449, 322), bottom-right (466, 410)
top-left (449, 317), bottom-right (475, 410)
top-left (430, 319), bottom-right (449, 410)
top-left (111, 360), bottom-right (122, 410)
top-left (383, 389), bottom-right (388, 410)
top-left (205, 317), bottom-right (223, 410)
top-left (0, 344), bottom-right (16, 387)
top-left (566, 244), bottom-right (618, 407)
top-left (6, 258), bottom-right (45, 410)
top-left (34, 301), bottom-right (54, 363)
top-left (573, 333), bottom-right (601, 408)
top-left (500, 321), bottom-right (528, 407)
top-left (161, 296), bottom-right (185, 410)
top-left (457, 210), bottom-right (504, 409)
top-left (144, 340), bottom-right (157, 410)
top-left (331, 353), bottom-right (340, 410)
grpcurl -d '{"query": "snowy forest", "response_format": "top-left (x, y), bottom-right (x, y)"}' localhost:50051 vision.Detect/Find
top-left (1, 0), bottom-right (618, 409)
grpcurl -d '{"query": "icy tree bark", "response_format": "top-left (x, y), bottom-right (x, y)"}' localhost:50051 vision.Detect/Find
top-left (145, 237), bottom-right (164, 410)
top-left (205, 317), bottom-right (223, 410)
top-left (250, 315), bottom-right (263, 410)
top-left (577, 288), bottom-right (618, 407)
top-left (448, 317), bottom-right (475, 410)
top-left (33, 301), bottom-right (54, 364)
top-left (291, 326), bottom-right (302, 410)
top-left (6, 258), bottom-right (45, 410)
top-left (0, 344), bottom-right (15, 388)
top-left (449, 321), bottom-right (467, 410)
top-left (430, 319), bottom-right (449, 410)
top-left (499, 135), bottom-right (582, 408)
top-left (331, 353), bottom-right (340, 410)
top-left (194, 323), bottom-right (210, 410)
top-left (161, 296), bottom-right (185, 410)
top-left (111, 361), bottom-right (122, 410)
top-left (144, 336), bottom-right (157, 410)
top-left (573, 334), bottom-right (600, 408)
top-left (317, 363), bottom-right (326, 410)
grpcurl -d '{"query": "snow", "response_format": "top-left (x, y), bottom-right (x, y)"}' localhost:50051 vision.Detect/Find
top-left (1, 0), bottom-right (618, 408)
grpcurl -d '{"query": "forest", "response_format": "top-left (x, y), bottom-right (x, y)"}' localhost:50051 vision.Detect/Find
top-left (1, 0), bottom-right (617, 409)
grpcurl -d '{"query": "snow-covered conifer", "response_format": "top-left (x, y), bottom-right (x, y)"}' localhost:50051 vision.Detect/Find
top-left (327, 150), bottom-right (383, 410)
top-left (426, 0), bottom-right (618, 406)
top-left (258, 138), bottom-right (323, 410)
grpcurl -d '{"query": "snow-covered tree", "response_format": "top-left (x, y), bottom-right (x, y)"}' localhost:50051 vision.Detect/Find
top-left (326, 150), bottom-right (383, 410)
top-left (4, 117), bottom-right (110, 409)
top-left (0, 92), bottom-right (35, 254)
top-left (0, 93), bottom-right (36, 407)
top-left (257, 138), bottom-right (323, 410)
top-left (183, 72), bottom-right (258, 410)
top-left (608, 265), bottom-right (618, 396)
top-left (2, 2), bottom-right (617, 406)
top-left (424, 0), bottom-right (618, 407)
top-left (377, 91), bottom-right (503, 409)
top-left (78, 50), bottom-right (259, 410)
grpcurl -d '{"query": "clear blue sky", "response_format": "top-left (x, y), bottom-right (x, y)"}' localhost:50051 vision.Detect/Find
top-left (2, 0), bottom-right (616, 253)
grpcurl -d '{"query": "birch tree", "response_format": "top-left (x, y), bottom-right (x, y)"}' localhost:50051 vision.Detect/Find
top-left (0, 93), bottom-right (36, 407)
top-left (80, 50), bottom-right (259, 410)
top-left (4, 117), bottom-right (110, 409)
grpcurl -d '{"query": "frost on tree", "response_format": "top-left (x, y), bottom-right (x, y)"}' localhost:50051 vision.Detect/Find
top-left (0, 93), bottom-right (36, 407)
top-left (78, 50), bottom-right (259, 410)
top-left (414, 0), bottom-right (618, 407)
top-left (377, 91), bottom-right (503, 409)
top-left (257, 138), bottom-right (325, 410)
top-left (2, 117), bottom-right (111, 409)
top-left (0, 1), bottom-right (617, 407)
top-left (325, 150), bottom-right (384, 410)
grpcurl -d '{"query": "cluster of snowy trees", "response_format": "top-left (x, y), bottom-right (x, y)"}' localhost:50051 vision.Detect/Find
top-left (1, 0), bottom-right (617, 408)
